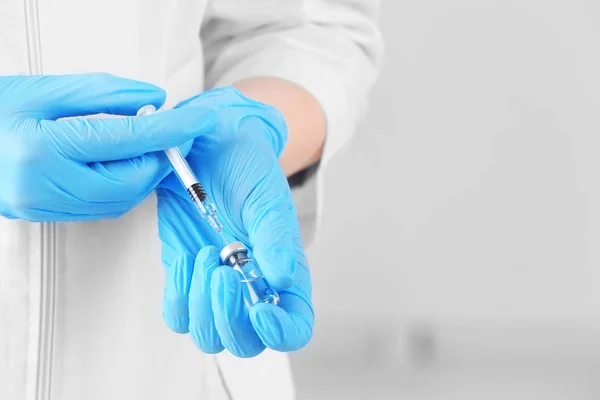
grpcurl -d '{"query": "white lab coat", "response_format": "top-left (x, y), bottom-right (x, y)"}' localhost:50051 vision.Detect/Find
top-left (0, 1), bottom-right (382, 399)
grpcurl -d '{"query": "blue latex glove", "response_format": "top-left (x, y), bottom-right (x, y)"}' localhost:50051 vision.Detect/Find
top-left (0, 74), bottom-right (216, 221)
top-left (158, 88), bottom-right (314, 357)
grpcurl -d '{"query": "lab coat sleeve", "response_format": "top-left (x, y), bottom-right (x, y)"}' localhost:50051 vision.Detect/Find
top-left (201, 0), bottom-right (384, 165)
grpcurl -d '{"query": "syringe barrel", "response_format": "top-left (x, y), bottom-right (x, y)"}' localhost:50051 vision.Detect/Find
top-left (220, 242), bottom-right (280, 306)
top-left (136, 104), bottom-right (224, 235)
top-left (164, 147), bottom-right (198, 189)
top-left (136, 105), bottom-right (199, 189)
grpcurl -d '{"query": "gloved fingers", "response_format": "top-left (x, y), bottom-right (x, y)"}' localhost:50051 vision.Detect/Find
top-left (177, 88), bottom-right (288, 156)
top-left (8, 206), bottom-right (127, 222)
top-left (0, 195), bottom-right (16, 219)
top-left (250, 261), bottom-right (314, 352)
top-left (211, 266), bottom-right (266, 358)
top-left (243, 185), bottom-right (298, 290)
top-left (157, 172), bottom-right (184, 193)
top-left (30, 161), bottom-right (149, 217)
top-left (250, 297), bottom-right (314, 352)
top-left (0, 206), bottom-right (17, 219)
top-left (1, 159), bottom-right (142, 220)
top-left (46, 177), bottom-right (139, 217)
top-left (174, 138), bottom-right (195, 158)
top-left (86, 152), bottom-right (171, 202)
top-left (156, 187), bottom-right (219, 251)
top-left (155, 138), bottom-right (194, 193)
top-left (6, 73), bottom-right (167, 120)
top-left (158, 185), bottom-right (226, 336)
top-left (175, 87), bottom-right (249, 109)
top-left (41, 106), bottom-right (216, 163)
top-left (188, 246), bottom-right (224, 354)
top-left (161, 244), bottom-right (195, 335)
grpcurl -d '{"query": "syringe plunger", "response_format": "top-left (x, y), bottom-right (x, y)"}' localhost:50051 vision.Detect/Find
top-left (187, 183), bottom-right (223, 233)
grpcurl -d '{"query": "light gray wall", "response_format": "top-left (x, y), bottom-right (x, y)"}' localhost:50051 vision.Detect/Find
top-left (293, 1), bottom-right (600, 398)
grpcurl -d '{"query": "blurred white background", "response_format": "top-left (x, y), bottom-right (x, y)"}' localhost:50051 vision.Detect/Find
top-left (291, 1), bottom-right (600, 399)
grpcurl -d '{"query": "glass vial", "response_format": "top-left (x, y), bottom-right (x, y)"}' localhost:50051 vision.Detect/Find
top-left (220, 241), bottom-right (280, 306)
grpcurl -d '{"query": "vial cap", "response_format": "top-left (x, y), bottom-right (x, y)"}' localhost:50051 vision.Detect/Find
top-left (219, 241), bottom-right (247, 263)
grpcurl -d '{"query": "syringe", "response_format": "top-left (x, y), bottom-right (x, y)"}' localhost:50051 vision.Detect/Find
top-left (136, 105), bottom-right (280, 306)
top-left (136, 105), bottom-right (225, 243)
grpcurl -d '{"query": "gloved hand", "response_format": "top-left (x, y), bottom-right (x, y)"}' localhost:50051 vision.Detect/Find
top-left (0, 73), bottom-right (216, 221)
top-left (158, 87), bottom-right (314, 357)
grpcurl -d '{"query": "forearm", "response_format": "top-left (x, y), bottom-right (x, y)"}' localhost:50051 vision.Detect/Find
top-left (233, 77), bottom-right (326, 177)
